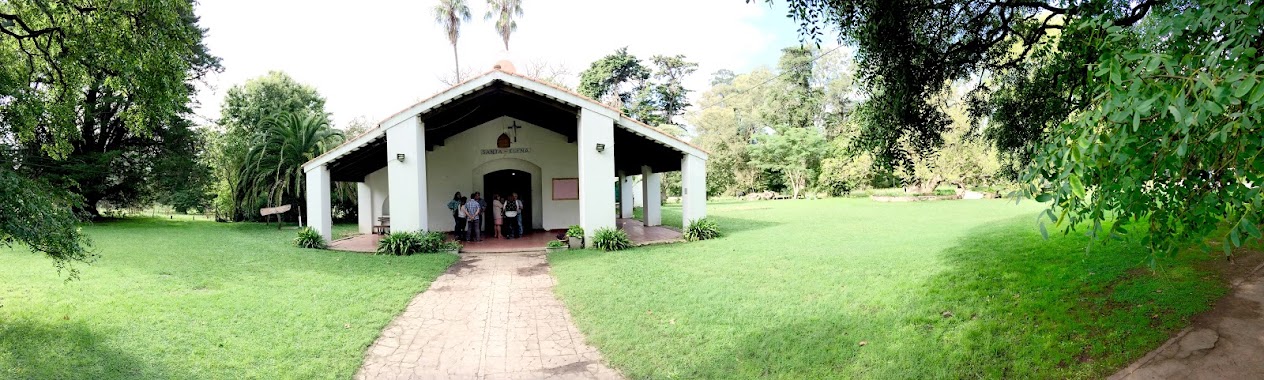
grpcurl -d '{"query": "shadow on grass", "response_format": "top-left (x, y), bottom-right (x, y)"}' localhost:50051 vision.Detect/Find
top-left (712, 215), bottom-right (1231, 379)
top-left (0, 319), bottom-right (173, 379)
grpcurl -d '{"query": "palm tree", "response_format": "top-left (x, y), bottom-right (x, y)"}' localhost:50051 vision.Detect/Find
top-left (485, 0), bottom-right (523, 52)
top-left (237, 112), bottom-right (343, 217)
top-left (433, 0), bottom-right (473, 82)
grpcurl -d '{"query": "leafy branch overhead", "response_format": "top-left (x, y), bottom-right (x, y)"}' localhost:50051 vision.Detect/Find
top-left (770, 0), bottom-right (1264, 258)
top-left (0, 0), bottom-right (220, 271)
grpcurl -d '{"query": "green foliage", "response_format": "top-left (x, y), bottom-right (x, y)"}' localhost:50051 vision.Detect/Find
top-left (485, 0), bottom-right (523, 51)
top-left (433, 0), bottom-right (472, 81)
top-left (0, 169), bottom-right (94, 276)
top-left (216, 72), bottom-right (329, 221)
top-left (750, 127), bottom-right (827, 198)
top-left (376, 231), bottom-right (453, 256)
top-left (683, 218), bottom-right (720, 241)
top-left (0, 0), bottom-right (215, 268)
top-left (293, 227), bottom-right (327, 249)
top-left (1024, 2), bottom-right (1264, 259)
top-left (235, 112), bottom-right (342, 217)
top-left (578, 48), bottom-right (698, 126)
top-left (565, 225), bottom-right (585, 238)
top-left (547, 239), bottom-right (566, 249)
top-left (220, 71), bottom-right (327, 138)
top-left (590, 227), bottom-right (632, 252)
top-left (818, 151), bottom-right (874, 195)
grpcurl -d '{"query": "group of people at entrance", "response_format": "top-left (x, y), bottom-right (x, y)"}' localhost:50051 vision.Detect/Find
top-left (447, 191), bottom-right (525, 242)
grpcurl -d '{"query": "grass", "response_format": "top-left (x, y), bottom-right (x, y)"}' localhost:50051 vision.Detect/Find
top-left (0, 218), bottom-right (456, 379)
top-left (552, 198), bottom-right (1237, 379)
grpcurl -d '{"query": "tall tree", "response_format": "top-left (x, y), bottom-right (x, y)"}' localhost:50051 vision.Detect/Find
top-left (772, 0), bottom-right (1264, 258)
top-left (216, 71), bottom-right (327, 221)
top-left (0, 0), bottom-right (219, 271)
top-left (579, 49), bottom-right (697, 126)
top-left (433, 0), bottom-right (472, 82)
top-left (237, 112), bottom-right (343, 218)
top-left (647, 54), bottom-right (700, 125)
top-left (750, 127), bottom-right (828, 199)
top-left (578, 47), bottom-right (651, 109)
top-left (485, 0), bottom-right (523, 51)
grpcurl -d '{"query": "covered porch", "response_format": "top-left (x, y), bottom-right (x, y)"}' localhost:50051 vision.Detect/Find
top-left (330, 219), bottom-right (683, 253)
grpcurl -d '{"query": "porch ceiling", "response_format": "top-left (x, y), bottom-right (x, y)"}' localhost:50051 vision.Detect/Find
top-left (422, 81), bottom-right (580, 151)
top-left (327, 135), bottom-right (387, 182)
top-left (614, 127), bottom-right (683, 173)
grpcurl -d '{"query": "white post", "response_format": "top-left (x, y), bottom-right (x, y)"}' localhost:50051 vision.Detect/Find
top-left (578, 108), bottom-right (617, 246)
top-left (619, 172), bottom-right (635, 219)
top-left (680, 153), bottom-right (707, 226)
top-left (386, 115), bottom-right (428, 232)
top-left (641, 165), bottom-right (661, 227)
top-left (357, 182), bottom-right (372, 234)
top-left (305, 166), bottom-right (333, 242)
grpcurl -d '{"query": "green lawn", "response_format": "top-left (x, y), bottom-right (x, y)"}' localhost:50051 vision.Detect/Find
top-left (0, 218), bottom-right (456, 379)
top-left (552, 198), bottom-right (1234, 379)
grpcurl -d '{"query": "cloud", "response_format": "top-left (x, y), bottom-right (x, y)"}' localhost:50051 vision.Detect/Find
top-left (192, 0), bottom-right (800, 127)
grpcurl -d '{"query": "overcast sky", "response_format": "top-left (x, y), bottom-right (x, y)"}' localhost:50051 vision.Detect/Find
top-left (191, 0), bottom-right (806, 128)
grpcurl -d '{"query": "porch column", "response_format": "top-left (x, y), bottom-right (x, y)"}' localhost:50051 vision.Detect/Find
top-left (641, 165), bottom-right (661, 227)
top-left (357, 181), bottom-right (372, 234)
top-left (680, 153), bottom-right (707, 225)
top-left (577, 108), bottom-right (616, 245)
top-left (386, 115), bottom-right (428, 232)
top-left (305, 165), bottom-right (333, 242)
top-left (619, 172), bottom-right (635, 219)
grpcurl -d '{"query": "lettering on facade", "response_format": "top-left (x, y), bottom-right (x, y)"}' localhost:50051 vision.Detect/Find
top-left (480, 147), bottom-right (531, 155)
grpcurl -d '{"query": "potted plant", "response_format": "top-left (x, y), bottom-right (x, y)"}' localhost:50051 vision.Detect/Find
top-left (565, 225), bottom-right (585, 248)
top-left (546, 239), bottom-right (567, 253)
top-left (439, 241), bottom-right (462, 255)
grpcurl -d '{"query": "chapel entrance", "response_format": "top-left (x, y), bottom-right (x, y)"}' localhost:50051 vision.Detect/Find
top-left (484, 169), bottom-right (532, 233)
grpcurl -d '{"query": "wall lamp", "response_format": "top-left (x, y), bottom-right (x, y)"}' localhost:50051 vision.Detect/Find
top-left (595, 143), bottom-right (606, 153)
top-left (396, 153), bottom-right (406, 162)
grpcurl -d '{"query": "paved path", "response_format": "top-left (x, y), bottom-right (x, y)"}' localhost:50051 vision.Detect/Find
top-left (356, 252), bottom-right (622, 380)
top-left (1111, 260), bottom-right (1264, 380)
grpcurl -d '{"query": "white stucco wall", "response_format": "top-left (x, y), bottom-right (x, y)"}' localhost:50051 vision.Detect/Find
top-left (366, 166), bottom-right (389, 224)
top-left (423, 116), bottom-right (580, 231)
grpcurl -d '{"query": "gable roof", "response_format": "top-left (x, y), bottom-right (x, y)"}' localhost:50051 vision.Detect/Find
top-left (302, 69), bottom-right (707, 173)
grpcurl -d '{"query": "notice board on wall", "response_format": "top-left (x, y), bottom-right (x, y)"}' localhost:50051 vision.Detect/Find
top-left (552, 178), bottom-right (579, 200)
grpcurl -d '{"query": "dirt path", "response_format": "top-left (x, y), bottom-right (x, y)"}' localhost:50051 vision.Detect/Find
top-left (1110, 259), bottom-right (1264, 380)
top-left (356, 252), bottom-right (622, 380)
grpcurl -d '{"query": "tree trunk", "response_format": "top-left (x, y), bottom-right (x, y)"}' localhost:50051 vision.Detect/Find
top-left (452, 43), bottom-right (461, 82)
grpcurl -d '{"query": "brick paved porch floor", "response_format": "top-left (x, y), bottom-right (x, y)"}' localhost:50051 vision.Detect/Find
top-left (354, 251), bottom-right (623, 380)
top-left (330, 219), bottom-right (681, 253)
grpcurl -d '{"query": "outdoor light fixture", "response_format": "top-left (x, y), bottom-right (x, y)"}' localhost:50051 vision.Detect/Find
top-left (396, 153), bottom-right (405, 162)
top-left (595, 143), bottom-right (606, 153)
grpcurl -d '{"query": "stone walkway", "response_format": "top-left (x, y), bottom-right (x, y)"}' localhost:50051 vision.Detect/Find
top-left (356, 252), bottom-right (623, 380)
top-left (1110, 260), bottom-right (1264, 380)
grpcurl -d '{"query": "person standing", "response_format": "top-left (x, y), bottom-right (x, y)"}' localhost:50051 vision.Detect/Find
top-left (509, 193), bottom-right (525, 238)
top-left (464, 195), bottom-right (483, 242)
top-left (448, 192), bottom-right (464, 239)
top-left (492, 194), bottom-right (505, 239)
top-left (473, 192), bottom-right (489, 236)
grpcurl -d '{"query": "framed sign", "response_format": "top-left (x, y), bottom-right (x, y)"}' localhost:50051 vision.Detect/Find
top-left (552, 178), bottom-right (579, 200)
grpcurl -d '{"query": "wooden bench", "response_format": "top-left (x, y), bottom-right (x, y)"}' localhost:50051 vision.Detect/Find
top-left (373, 216), bottom-right (390, 235)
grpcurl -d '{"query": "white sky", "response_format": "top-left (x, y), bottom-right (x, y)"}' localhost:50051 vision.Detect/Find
top-left (191, 0), bottom-right (805, 128)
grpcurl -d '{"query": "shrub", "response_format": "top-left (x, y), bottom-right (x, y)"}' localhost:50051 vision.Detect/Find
top-left (376, 231), bottom-right (451, 255)
top-left (547, 239), bottom-right (566, 249)
top-left (591, 227), bottom-right (632, 251)
top-left (565, 225), bottom-right (585, 238)
top-left (438, 240), bottom-right (462, 252)
top-left (294, 227), bottom-right (327, 249)
top-left (684, 218), bottom-right (721, 241)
